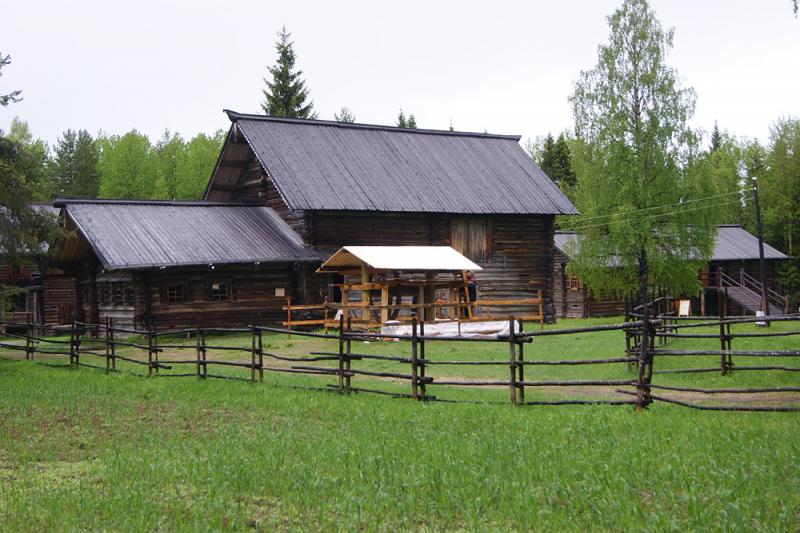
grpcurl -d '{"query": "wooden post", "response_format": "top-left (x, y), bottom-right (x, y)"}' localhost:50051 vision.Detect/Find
top-left (635, 311), bottom-right (650, 411)
top-left (345, 316), bottom-right (352, 392)
top-left (719, 289), bottom-right (728, 375)
top-left (109, 317), bottom-right (116, 371)
top-left (508, 317), bottom-right (517, 405)
top-left (380, 283), bottom-right (389, 325)
top-left (250, 324), bottom-right (257, 383)
top-left (147, 324), bottom-right (154, 377)
top-left (152, 324), bottom-right (159, 375)
top-left (196, 325), bottom-right (203, 378)
top-left (25, 314), bottom-right (34, 360)
top-left (410, 317), bottom-right (419, 400)
top-left (105, 316), bottom-right (111, 373)
top-left (516, 319), bottom-right (525, 403)
top-left (361, 264), bottom-right (370, 324)
top-left (419, 319), bottom-right (426, 399)
top-left (537, 290), bottom-right (544, 330)
top-left (257, 326), bottom-right (264, 382)
top-left (337, 314), bottom-right (345, 393)
top-left (286, 296), bottom-right (292, 338)
top-left (74, 321), bottom-right (82, 369)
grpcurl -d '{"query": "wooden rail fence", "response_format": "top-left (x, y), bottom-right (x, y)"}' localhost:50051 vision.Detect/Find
top-left (1, 312), bottom-right (798, 412)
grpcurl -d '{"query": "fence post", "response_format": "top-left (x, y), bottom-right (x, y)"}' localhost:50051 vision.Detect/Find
top-left (517, 319), bottom-right (525, 404)
top-left (250, 324), bottom-right (257, 383)
top-left (419, 319), bottom-right (427, 400)
top-left (719, 289), bottom-right (729, 375)
top-left (110, 317), bottom-right (116, 371)
top-left (147, 323), bottom-right (154, 377)
top-left (257, 326), bottom-right (264, 382)
top-left (635, 313), bottom-right (651, 411)
top-left (25, 315), bottom-right (34, 360)
top-left (345, 316), bottom-right (352, 392)
top-left (104, 316), bottom-right (111, 373)
top-left (71, 321), bottom-right (81, 369)
top-left (508, 317), bottom-right (517, 405)
top-left (410, 316), bottom-right (419, 400)
top-left (337, 314), bottom-right (345, 393)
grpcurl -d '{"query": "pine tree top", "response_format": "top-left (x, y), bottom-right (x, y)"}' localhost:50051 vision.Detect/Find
top-left (261, 27), bottom-right (316, 119)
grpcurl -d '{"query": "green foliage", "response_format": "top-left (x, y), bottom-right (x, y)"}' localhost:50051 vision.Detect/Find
top-left (52, 129), bottom-right (100, 198)
top-left (2, 118), bottom-right (53, 200)
top-left (97, 130), bottom-right (155, 199)
top-left (762, 118), bottom-right (800, 307)
top-left (539, 132), bottom-right (577, 198)
top-left (710, 121), bottom-right (722, 152)
top-left (152, 130), bottom-right (184, 199)
top-left (0, 52), bottom-right (22, 107)
top-left (0, 137), bottom-right (59, 264)
top-left (97, 129), bottom-right (224, 200)
top-left (173, 130), bottom-right (225, 199)
top-left (396, 109), bottom-right (417, 129)
top-left (261, 27), bottom-right (316, 119)
top-left (333, 106), bottom-right (356, 123)
top-left (568, 0), bottom-right (717, 301)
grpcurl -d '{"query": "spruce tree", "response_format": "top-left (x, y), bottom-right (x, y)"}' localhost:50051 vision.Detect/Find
top-left (53, 129), bottom-right (100, 198)
top-left (539, 134), bottom-right (556, 180)
top-left (710, 121), bottom-right (722, 152)
top-left (396, 109), bottom-right (417, 129)
top-left (261, 27), bottom-right (315, 118)
top-left (334, 107), bottom-right (356, 123)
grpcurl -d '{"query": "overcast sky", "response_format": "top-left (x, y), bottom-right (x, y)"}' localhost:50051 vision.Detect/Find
top-left (2, 0), bottom-right (799, 147)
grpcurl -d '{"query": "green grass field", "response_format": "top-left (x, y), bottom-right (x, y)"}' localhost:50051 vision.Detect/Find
top-left (1, 317), bottom-right (799, 530)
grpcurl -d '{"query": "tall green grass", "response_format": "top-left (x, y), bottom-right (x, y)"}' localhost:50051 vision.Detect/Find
top-left (1, 323), bottom-right (799, 531)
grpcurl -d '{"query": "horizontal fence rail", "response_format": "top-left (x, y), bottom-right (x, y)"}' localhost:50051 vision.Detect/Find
top-left (1, 311), bottom-right (798, 412)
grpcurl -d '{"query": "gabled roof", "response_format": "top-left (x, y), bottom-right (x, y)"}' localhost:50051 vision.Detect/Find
top-left (206, 111), bottom-right (579, 215)
top-left (554, 225), bottom-right (789, 262)
top-left (51, 199), bottom-right (321, 271)
top-left (318, 246), bottom-right (482, 273)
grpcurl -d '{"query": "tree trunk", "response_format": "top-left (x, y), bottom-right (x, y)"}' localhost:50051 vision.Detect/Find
top-left (635, 248), bottom-right (650, 410)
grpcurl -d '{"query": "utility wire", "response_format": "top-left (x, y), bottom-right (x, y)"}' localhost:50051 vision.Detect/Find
top-left (563, 188), bottom-right (753, 226)
top-left (567, 196), bottom-right (751, 232)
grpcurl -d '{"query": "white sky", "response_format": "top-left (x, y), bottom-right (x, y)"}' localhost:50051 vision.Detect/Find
top-left (2, 0), bottom-right (799, 147)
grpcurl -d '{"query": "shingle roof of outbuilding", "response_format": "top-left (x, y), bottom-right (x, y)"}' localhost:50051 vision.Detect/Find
top-left (52, 199), bottom-right (321, 271)
top-left (554, 225), bottom-right (789, 262)
top-left (208, 111), bottom-right (578, 215)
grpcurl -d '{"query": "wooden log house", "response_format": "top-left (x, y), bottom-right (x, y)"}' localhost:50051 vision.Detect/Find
top-left (553, 225), bottom-right (791, 318)
top-left (203, 111), bottom-right (578, 323)
top-left (48, 200), bottom-right (322, 330)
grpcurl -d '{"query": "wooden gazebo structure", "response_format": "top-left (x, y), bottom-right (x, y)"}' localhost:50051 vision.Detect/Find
top-left (284, 246), bottom-right (544, 330)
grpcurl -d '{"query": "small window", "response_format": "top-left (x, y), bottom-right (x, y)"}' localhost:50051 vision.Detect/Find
top-left (100, 285), bottom-right (111, 306)
top-left (209, 280), bottom-right (231, 302)
top-left (125, 287), bottom-right (135, 306)
top-left (568, 274), bottom-right (581, 291)
top-left (9, 292), bottom-right (27, 312)
top-left (167, 285), bottom-right (184, 304)
top-left (112, 283), bottom-right (124, 306)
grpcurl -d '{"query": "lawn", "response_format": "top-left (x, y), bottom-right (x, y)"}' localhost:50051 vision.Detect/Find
top-left (0, 317), bottom-right (798, 530)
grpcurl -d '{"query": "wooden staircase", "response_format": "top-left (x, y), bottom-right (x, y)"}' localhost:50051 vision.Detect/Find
top-left (717, 269), bottom-right (788, 314)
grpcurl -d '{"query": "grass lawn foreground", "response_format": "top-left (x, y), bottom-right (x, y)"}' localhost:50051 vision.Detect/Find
top-left (0, 317), bottom-right (798, 530)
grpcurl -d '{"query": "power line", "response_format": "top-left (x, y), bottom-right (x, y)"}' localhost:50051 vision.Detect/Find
top-left (566, 196), bottom-right (752, 232)
top-left (564, 188), bottom-right (753, 226)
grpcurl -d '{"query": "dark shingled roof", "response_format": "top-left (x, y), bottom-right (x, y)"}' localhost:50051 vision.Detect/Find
top-left (54, 199), bottom-right (320, 271)
top-left (555, 225), bottom-right (789, 262)
top-left (217, 111), bottom-right (578, 215)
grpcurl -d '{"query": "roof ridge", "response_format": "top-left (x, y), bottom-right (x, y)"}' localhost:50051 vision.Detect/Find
top-left (53, 198), bottom-right (261, 208)
top-left (223, 109), bottom-right (522, 141)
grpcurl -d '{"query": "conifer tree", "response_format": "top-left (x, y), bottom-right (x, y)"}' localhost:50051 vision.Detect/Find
top-left (396, 109), bottom-right (417, 129)
top-left (334, 107), bottom-right (356, 123)
top-left (52, 129), bottom-right (100, 198)
top-left (261, 27), bottom-right (315, 118)
top-left (710, 121), bottom-right (722, 152)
